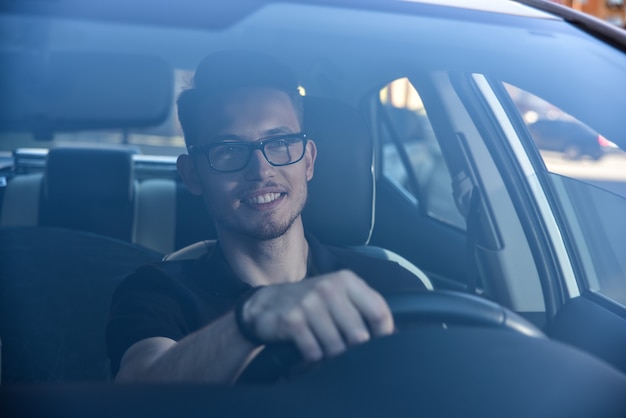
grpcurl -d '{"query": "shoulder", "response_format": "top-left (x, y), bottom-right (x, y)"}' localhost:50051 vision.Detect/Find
top-left (116, 259), bottom-right (192, 287)
top-left (111, 259), bottom-right (199, 306)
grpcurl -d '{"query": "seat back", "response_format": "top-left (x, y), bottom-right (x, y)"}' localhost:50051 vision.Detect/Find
top-left (161, 96), bottom-right (373, 256)
top-left (166, 96), bottom-right (373, 254)
top-left (39, 147), bottom-right (136, 241)
top-left (0, 146), bottom-right (216, 254)
top-left (301, 97), bottom-right (374, 246)
top-left (133, 178), bottom-right (216, 254)
top-left (139, 96), bottom-right (375, 253)
top-left (165, 97), bottom-right (433, 289)
top-left (0, 227), bottom-right (161, 383)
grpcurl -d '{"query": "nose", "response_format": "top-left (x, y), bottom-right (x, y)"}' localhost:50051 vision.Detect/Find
top-left (244, 149), bottom-right (274, 181)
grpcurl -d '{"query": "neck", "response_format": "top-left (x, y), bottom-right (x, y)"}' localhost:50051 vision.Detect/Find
top-left (217, 220), bottom-right (309, 287)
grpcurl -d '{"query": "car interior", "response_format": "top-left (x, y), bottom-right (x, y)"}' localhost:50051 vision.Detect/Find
top-left (1, 1), bottom-right (626, 416)
top-left (0, 93), bottom-right (440, 383)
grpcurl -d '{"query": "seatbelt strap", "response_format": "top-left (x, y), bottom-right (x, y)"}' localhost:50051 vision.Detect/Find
top-left (452, 169), bottom-right (480, 295)
top-left (465, 186), bottom-right (482, 295)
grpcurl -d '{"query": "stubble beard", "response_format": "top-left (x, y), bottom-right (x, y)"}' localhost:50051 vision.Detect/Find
top-left (209, 184), bottom-right (308, 241)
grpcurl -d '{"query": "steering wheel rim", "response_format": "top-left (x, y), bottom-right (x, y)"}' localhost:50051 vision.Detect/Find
top-left (389, 290), bottom-right (545, 338)
top-left (237, 290), bottom-right (545, 384)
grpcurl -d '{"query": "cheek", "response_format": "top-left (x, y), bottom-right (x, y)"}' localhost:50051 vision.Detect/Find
top-left (200, 178), bottom-right (238, 220)
top-left (198, 172), bottom-right (244, 211)
top-left (200, 177), bottom-right (233, 200)
top-left (193, 160), bottom-right (230, 193)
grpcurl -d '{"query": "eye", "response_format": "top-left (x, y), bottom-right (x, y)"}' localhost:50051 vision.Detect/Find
top-left (266, 139), bottom-right (289, 151)
top-left (266, 137), bottom-right (299, 151)
top-left (211, 144), bottom-right (247, 160)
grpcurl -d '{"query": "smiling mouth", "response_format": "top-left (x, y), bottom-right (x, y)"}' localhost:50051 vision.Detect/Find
top-left (244, 192), bottom-right (283, 205)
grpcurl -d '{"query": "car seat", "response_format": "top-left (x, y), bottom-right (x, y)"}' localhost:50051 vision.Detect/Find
top-left (165, 96), bottom-right (432, 289)
top-left (40, 147), bottom-right (137, 241)
top-left (0, 226), bottom-right (161, 383)
top-left (133, 177), bottom-right (216, 254)
top-left (1, 146), bottom-right (137, 242)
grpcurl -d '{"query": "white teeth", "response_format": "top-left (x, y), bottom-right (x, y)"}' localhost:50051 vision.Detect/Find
top-left (247, 193), bottom-right (281, 204)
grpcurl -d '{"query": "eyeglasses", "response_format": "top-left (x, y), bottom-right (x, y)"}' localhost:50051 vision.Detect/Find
top-left (189, 133), bottom-right (308, 173)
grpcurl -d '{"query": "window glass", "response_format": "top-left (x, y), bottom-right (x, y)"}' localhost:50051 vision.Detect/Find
top-left (378, 78), bottom-right (465, 230)
top-left (506, 83), bottom-right (626, 306)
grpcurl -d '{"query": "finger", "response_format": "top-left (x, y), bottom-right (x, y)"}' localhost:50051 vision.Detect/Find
top-left (329, 301), bottom-right (371, 346)
top-left (303, 295), bottom-right (347, 357)
top-left (319, 282), bottom-right (371, 346)
top-left (345, 277), bottom-right (394, 337)
top-left (291, 326), bottom-right (324, 362)
top-left (276, 307), bottom-right (324, 362)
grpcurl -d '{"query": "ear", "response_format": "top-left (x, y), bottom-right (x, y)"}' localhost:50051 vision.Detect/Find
top-left (305, 139), bottom-right (317, 181)
top-left (177, 154), bottom-right (203, 196)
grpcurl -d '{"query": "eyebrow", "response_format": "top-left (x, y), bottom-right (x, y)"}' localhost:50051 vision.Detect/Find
top-left (211, 126), bottom-right (297, 143)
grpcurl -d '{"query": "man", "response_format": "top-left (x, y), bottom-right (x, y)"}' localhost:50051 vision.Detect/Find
top-left (106, 51), bottom-right (426, 384)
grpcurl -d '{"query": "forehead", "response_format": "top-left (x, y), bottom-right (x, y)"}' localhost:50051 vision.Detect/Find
top-left (198, 87), bottom-right (300, 143)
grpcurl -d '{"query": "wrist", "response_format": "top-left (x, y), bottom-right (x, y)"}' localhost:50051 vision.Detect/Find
top-left (234, 286), bottom-right (266, 346)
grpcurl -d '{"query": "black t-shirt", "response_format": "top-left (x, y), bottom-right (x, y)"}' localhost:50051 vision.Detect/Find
top-left (106, 236), bottom-right (426, 376)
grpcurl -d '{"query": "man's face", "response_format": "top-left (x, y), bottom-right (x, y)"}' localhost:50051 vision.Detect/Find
top-left (183, 87), bottom-right (316, 241)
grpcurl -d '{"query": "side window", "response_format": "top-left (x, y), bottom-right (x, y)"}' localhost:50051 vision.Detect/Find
top-left (506, 83), bottom-right (626, 307)
top-left (378, 78), bottom-right (465, 229)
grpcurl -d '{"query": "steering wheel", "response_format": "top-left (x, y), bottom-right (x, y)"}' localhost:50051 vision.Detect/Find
top-left (237, 290), bottom-right (545, 384)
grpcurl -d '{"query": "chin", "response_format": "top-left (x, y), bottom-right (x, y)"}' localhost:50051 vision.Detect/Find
top-left (246, 222), bottom-right (292, 241)
top-left (240, 212), bottom-right (300, 241)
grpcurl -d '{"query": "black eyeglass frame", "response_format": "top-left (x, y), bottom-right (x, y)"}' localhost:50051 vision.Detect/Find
top-left (189, 132), bottom-right (309, 173)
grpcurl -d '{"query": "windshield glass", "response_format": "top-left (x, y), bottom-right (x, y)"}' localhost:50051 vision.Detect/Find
top-left (1, 2), bottom-right (625, 306)
top-left (1, 5), bottom-right (625, 156)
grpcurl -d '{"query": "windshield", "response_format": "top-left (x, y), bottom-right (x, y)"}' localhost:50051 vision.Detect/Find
top-left (1, 1), bottom-right (625, 307)
top-left (1, 5), bottom-right (625, 155)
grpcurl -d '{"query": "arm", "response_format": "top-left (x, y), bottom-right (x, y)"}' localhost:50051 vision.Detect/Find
top-left (116, 269), bottom-right (393, 383)
top-left (115, 310), bottom-right (261, 384)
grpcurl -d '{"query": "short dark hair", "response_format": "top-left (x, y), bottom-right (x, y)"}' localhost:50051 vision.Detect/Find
top-left (177, 50), bottom-right (303, 148)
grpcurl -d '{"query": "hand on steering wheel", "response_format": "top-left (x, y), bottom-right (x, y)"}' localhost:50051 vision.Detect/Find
top-left (237, 290), bottom-right (545, 384)
top-left (238, 270), bottom-right (394, 363)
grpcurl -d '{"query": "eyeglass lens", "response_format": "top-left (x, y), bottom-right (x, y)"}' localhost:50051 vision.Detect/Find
top-left (209, 136), bottom-right (305, 172)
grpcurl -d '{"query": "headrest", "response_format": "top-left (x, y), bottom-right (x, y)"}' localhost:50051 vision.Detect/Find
top-left (302, 97), bottom-right (374, 246)
top-left (44, 147), bottom-right (135, 201)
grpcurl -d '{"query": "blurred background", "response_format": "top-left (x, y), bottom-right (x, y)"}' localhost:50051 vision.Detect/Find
top-left (552, 0), bottom-right (626, 28)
